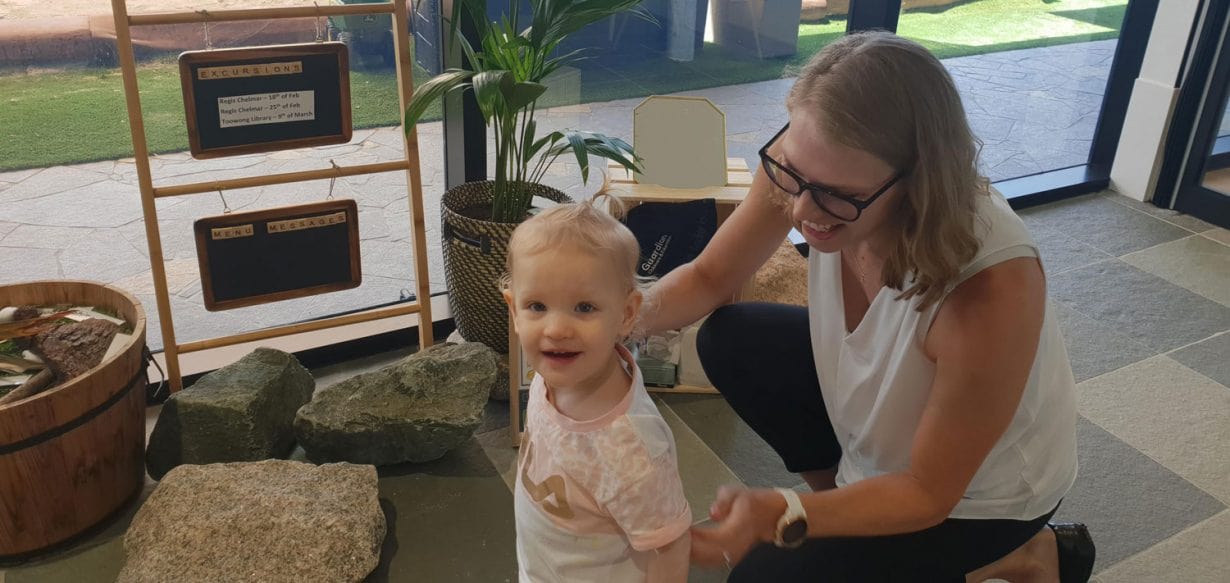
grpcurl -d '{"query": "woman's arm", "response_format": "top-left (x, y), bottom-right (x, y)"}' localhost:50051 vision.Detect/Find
top-left (645, 532), bottom-right (690, 583)
top-left (642, 168), bottom-right (794, 334)
top-left (692, 257), bottom-right (1048, 563)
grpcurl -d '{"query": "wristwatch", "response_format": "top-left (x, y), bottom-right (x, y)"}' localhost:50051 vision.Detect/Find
top-left (773, 487), bottom-right (808, 549)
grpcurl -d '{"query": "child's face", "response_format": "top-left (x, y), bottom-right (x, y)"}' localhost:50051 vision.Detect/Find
top-left (503, 246), bottom-right (642, 393)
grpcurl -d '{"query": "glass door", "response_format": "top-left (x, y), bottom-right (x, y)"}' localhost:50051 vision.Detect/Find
top-left (1197, 95), bottom-right (1230, 201)
top-left (1161, 0), bottom-right (1230, 229)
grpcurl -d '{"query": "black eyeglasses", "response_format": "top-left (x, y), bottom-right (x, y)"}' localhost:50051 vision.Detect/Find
top-left (758, 123), bottom-right (905, 222)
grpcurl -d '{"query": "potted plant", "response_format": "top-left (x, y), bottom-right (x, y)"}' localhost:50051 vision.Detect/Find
top-left (404, 0), bottom-right (653, 353)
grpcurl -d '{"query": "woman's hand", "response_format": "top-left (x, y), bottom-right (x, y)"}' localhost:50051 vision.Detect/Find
top-left (689, 485), bottom-right (787, 568)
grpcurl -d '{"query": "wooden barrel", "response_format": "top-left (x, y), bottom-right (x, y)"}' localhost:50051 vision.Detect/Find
top-left (0, 280), bottom-right (147, 558)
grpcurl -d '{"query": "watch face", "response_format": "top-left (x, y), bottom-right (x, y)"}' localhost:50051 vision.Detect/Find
top-left (782, 519), bottom-right (808, 546)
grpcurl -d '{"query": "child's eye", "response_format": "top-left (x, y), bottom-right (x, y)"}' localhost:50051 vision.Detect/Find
top-left (527, 302), bottom-right (546, 312)
top-left (575, 303), bottom-right (596, 313)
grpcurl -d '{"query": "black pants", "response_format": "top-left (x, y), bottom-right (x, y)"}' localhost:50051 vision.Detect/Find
top-left (697, 303), bottom-right (1056, 582)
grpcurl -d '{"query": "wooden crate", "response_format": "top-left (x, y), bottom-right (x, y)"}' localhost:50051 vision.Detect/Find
top-left (607, 157), bottom-right (753, 224)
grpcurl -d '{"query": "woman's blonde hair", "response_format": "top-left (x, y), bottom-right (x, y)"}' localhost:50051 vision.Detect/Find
top-left (504, 195), bottom-right (646, 295)
top-left (787, 31), bottom-right (988, 310)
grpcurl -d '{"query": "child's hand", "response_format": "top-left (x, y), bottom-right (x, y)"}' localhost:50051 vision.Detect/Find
top-left (690, 485), bottom-right (786, 568)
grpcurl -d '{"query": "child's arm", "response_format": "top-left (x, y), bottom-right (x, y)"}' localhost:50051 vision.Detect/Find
top-left (645, 531), bottom-right (690, 583)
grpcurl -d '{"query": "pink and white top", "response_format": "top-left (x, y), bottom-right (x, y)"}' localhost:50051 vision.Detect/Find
top-left (514, 345), bottom-right (691, 582)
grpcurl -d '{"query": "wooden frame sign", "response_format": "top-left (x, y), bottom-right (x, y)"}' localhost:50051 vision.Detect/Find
top-left (508, 315), bottom-right (535, 446)
top-left (179, 43), bottom-right (352, 159)
top-left (194, 200), bottom-right (362, 311)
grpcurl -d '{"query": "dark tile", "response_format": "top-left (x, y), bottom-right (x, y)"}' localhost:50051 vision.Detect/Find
top-left (1172, 333), bottom-right (1230, 389)
top-left (1054, 418), bottom-right (1226, 572)
top-left (3, 539), bottom-right (125, 583)
top-left (1099, 192), bottom-right (1217, 234)
top-left (477, 398), bottom-right (513, 435)
top-left (371, 437), bottom-right (517, 582)
top-left (1033, 228), bottom-right (1114, 276)
top-left (3, 486), bottom-right (156, 582)
top-left (1055, 303), bottom-right (1156, 382)
top-left (1018, 194), bottom-right (1191, 256)
top-left (661, 394), bottom-right (800, 489)
top-left (1050, 260), bottom-right (1230, 353)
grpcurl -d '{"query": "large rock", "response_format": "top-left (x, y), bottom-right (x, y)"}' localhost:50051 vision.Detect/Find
top-left (146, 348), bottom-right (314, 480)
top-left (447, 329), bottom-right (511, 401)
top-left (33, 318), bottom-right (119, 378)
top-left (490, 352), bottom-right (511, 401)
top-left (119, 460), bottom-right (385, 583)
top-left (295, 342), bottom-right (496, 465)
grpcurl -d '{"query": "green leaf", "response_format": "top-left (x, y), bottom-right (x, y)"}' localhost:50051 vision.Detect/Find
top-left (472, 70), bottom-right (512, 121)
top-left (504, 81), bottom-right (547, 113)
top-left (429, 0), bottom-right (653, 218)
top-left (457, 33), bottom-right (483, 74)
top-left (403, 69), bottom-right (474, 130)
top-left (544, 131), bottom-right (643, 180)
top-left (564, 131), bottom-right (591, 183)
top-left (526, 130), bottom-right (564, 165)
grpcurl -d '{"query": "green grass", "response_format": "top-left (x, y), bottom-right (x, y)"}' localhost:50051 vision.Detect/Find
top-left (0, 57), bottom-right (419, 171)
top-left (0, 0), bottom-right (1125, 172)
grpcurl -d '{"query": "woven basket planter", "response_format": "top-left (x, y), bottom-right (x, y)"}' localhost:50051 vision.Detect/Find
top-left (441, 181), bottom-right (572, 352)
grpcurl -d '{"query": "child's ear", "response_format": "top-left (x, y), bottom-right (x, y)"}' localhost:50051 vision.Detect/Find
top-left (502, 289), bottom-right (518, 333)
top-left (621, 289), bottom-right (643, 337)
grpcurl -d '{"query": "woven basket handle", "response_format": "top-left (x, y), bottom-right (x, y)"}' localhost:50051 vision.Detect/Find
top-left (443, 222), bottom-right (492, 255)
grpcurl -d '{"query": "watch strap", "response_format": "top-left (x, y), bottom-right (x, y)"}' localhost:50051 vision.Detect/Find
top-left (773, 487), bottom-right (807, 547)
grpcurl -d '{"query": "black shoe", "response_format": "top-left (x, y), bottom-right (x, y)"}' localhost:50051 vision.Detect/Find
top-left (1049, 522), bottom-right (1095, 583)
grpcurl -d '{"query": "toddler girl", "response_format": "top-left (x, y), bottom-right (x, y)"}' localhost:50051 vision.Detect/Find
top-left (503, 201), bottom-right (691, 582)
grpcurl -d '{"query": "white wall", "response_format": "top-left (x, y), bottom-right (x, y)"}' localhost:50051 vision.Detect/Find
top-left (1109, 0), bottom-right (1204, 202)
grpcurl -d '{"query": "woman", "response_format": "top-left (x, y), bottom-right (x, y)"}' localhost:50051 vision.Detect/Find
top-left (642, 32), bottom-right (1096, 582)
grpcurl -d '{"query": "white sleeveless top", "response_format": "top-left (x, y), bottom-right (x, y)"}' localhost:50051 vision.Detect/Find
top-left (808, 191), bottom-right (1077, 520)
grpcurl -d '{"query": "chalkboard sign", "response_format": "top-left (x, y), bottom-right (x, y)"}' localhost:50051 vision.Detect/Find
top-left (193, 200), bottom-right (361, 311)
top-left (179, 43), bottom-right (352, 159)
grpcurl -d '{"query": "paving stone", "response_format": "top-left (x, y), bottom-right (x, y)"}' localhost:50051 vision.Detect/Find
top-left (0, 166), bottom-right (106, 205)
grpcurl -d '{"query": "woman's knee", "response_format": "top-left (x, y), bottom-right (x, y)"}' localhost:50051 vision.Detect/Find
top-left (696, 304), bottom-right (759, 380)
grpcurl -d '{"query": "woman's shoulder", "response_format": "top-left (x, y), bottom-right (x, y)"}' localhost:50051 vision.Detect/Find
top-left (924, 253), bottom-right (1047, 360)
top-left (969, 190), bottom-right (1036, 259)
top-left (940, 190), bottom-right (1040, 292)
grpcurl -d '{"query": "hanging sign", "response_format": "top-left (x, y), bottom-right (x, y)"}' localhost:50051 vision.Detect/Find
top-left (193, 199), bottom-right (362, 311)
top-left (179, 43), bottom-right (352, 159)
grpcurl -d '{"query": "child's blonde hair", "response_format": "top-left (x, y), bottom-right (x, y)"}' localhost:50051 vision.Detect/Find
top-left (504, 195), bottom-right (646, 295)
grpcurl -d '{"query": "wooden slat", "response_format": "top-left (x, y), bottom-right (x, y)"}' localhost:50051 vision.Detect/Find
top-left (153, 160), bottom-right (410, 198)
top-left (149, 294), bottom-right (450, 383)
top-left (177, 302), bottom-right (422, 354)
top-left (127, 2), bottom-right (394, 26)
top-left (112, 0), bottom-right (183, 392)
top-left (508, 318), bottom-right (522, 447)
top-left (607, 158), bottom-right (752, 187)
top-left (607, 158), bottom-right (748, 172)
top-left (114, 0), bottom-right (434, 393)
top-left (392, 0), bottom-right (434, 349)
top-left (607, 183), bottom-right (751, 205)
top-left (725, 170), bottom-right (753, 187)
